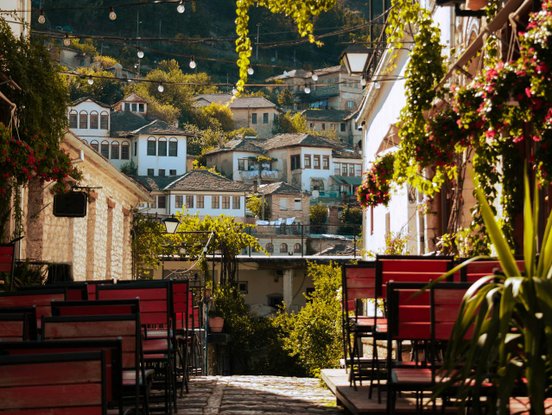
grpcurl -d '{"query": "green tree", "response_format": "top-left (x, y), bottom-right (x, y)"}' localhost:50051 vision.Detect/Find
top-left (338, 205), bottom-right (362, 235)
top-left (273, 111), bottom-right (308, 134)
top-left (192, 102), bottom-right (235, 132)
top-left (184, 124), bottom-right (227, 157)
top-left (310, 204), bottom-right (328, 234)
top-left (246, 194), bottom-right (270, 220)
top-left (272, 262), bottom-right (342, 376)
top-left (67, 66), bottom-right (123, 104)
top-left (131, 213), bottom-right (167, 279)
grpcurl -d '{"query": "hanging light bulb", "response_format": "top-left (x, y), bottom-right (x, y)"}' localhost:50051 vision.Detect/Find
top-left (38, 9), bottom-right (46, 24)
top-left (311, 73), bottom-right (318, 82)
top-left (189, 58), bottom-right (197, 69)
top-left (137, 49), bottom-right (144, 59)
top-left (63, 34), bottom-right (71, 47)
top-left (177, 1), bottom-right (185, 13)
top-left (247, 67), bottom-right (254, 76)
top-left (374, 81), bottom-right (381, 89)
top-left (87, 76), bottom-right (94, 85)
top-left (108, 7), bottom-right (117, 21)
top-left (360, 78), bottom-right (367, 87)
top-left (157, 84), bottom-right (165, 93)
top-left (231, 87), bottom-right (238, 96)
top-left (304, 86), bottom-right (311, 94)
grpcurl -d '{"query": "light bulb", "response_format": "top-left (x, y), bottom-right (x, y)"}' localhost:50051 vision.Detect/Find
top-left (247, 67), bottom-right (254, 75)
top-left (231, 88), bottom-right (238, 96)
top-left (189, 58), bottom-right (196, 69)
top-left (87, 77), bottom-right (94, 85)
top-left (374, 81), bottom-right (381, 89)
top-left (157, 84), bottom-right (164, 93)
top-left (108, 7), bottom-right (117, 21)
top-left (38, 9), bottom-right (46, 24)
top-left (304, 86), bottom-right (311, 94)
top-left (311, 73), bottom-right (318, 82)
top-left (177, 1), bottom-right (185, 13)
top-left (360, 78), bottom-right (367, 87)
top-left (137, 49), bottom-right (144, 59)
top-left (63, 34), bottom-right (71, 47)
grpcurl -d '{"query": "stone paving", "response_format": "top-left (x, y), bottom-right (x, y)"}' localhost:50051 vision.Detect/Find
top-left (176, 375), bottom-right (346, 415)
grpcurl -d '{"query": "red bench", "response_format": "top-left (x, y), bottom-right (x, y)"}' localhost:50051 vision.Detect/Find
top-left (0, 288), bottom-right (66, 330)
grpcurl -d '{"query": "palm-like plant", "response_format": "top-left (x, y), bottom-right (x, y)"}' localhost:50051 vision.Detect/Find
top-left (438, 172), bottom-right (552, 415)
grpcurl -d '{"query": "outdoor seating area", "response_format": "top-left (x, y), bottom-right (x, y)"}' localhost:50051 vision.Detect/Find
top-left (331, 255), bottom-right (548, 414)
top-left (0, 278), bottom-right (204, 415)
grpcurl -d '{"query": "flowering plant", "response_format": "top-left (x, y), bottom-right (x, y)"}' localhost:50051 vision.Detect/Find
top-left (357, 153), bottom-right (395, 208)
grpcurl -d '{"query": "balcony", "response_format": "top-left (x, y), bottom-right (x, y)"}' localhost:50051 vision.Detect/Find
top-left (238, 169), bottom-right (280, 181)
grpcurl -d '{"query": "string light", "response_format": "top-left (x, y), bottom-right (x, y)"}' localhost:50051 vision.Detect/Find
top-left (177, 1), bottom-right (185, 13)
top-left (360, 78), bottom-right (367, 87)
top-left (108, 7), bottom-right (117, 21)
top-left (374, 81), bottom-right (381, 89)
top-left (157, 84), bottom-right (165, 92)
top-left (63, 33), bottom-right (71, 47)
top-left (38, 9), bottom-right (46, 24)
top-left (247, 67), bottom-right (254, 75)
top-left (311, 73), bottom-right (318, 81)
top-left (304, 86), bottom-right (311, 94)
top-left (231, 87), bottom-right (238, 96)
top-left (189, 58), bottom-right (197, 69)
top-left (137, 49), bottom-right (144, 59)
top-left (87, 76), bottom-right (94, 85)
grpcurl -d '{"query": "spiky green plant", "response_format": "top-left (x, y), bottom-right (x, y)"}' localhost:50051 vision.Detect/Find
top-left (438, 171), bottom-right (552, 415)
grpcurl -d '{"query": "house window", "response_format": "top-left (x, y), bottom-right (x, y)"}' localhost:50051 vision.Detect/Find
top-left (304, 155), bottom-right (311, 168)
top-left (222, 196), bottom-right (230, 209)
top-left (157, 195), bottom-right (166, 209)
top-left (347, 100), bottom-right (355, 109)
top-left (342, 164), bottom-right (348, 175)
top-left (147, 169), bottom-right (154, 176)
top-left (100, 112), bottom-right (109, 130)
top-left (90, 111), bottom-right (99, 129)
top-left (313, 155), bottom-right (320, 169)
top-left (111, 142), bottom-right (119, 159)
top-left (169, 139), bottom-right (178, 157)
top-left (132, 103), bottom-right (137, 112)
top-left (265, 243), bottom-right (274, 253)
top-left (290, 155), bottom-right (301, 170)
top-left (169, 169), bottom-right (176, 176)
top-left (159, 169), bottom-right (166, 177)
top-left (251, 113), bottom-right (257, 124)
top-left (90, 140), bottom-right (99, 152)
top-left (294, 243), bottom-right (302, 253)
top-left (355, 164), bottom-right (361, 176)
top-left (121, 142), bottom-right (130, 160)
top-left (147, 138), bottom-right (156, 156)
top-left (294, 198), bottom-right (301, 210)
top-left (134, 142), bottom-right (137, 157)
top-left (197, 195), bottom-right (204, 208)
top-left (310, 123), bottom-right (314, 129)
top-left (124, 103), bottom-right (130, 111)
top-left (100, 141), bottom-right (109, 158)
top-left (79, 111), bottom-right (88, 129)
top-left (69, 110), bottom-right (78, 128)
top-left (280, 243), bottom-right (288, 254)
top-left (211, 195), bottom-right (220, 209)
top-left (232, 196), bottom-right (241, 210)
top-left (321, 123), bottom-right (325, 131)
top-left (340, 123), bottom-right (346, 132)
top-left (263, 113), bottom-right (269, 124)
top-left (238, 159), bottom-right (246, 171)
top-left (349, 164), bottom-right (355, 176)
top-left (158, 138), bottom-right (167, 157)
top-left (175, 195), bottom-right (183, 209)
top-left (322, 155), bottom-right (329, 170)
top-left (279, 199), bottom-right (288, 210)
top-left (186, 195), bottom-right (194, 208)
top-left (138, 103), bottom-right (145, 113)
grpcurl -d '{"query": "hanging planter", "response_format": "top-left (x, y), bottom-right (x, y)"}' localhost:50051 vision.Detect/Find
top-left (466, 0), bottom-right (487, 11)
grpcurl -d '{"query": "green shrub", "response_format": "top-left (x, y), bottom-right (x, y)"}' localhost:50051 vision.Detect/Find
top-left (272, 262), bottom-right (342, 377)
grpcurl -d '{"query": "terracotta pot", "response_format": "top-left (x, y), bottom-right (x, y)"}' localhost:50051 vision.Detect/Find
top-left (466, 0), bottom-right (487, 11)
top-left (208, 316), bottom-right (224, 333)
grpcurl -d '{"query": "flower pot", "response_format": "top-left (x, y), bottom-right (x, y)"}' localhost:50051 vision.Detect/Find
top-left (208, 316), bottom-right (224, 333)
top-left (466, 0), bottom-right (487, 11)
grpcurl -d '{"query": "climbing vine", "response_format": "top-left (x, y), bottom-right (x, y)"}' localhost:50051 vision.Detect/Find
top-left (234, 0), bottom-right (336, 93)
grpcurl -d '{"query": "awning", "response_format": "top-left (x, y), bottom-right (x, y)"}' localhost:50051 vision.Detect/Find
top-left (331, 175), bottom-right (362, 186)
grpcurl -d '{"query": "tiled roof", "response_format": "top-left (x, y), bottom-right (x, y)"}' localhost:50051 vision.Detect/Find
top-left (118, 93), bottom-right (147, 103)
top-left (110, 111), bottom-right (151, 137)
top-left (205, 138), bottom-right (265, 155)
top-left (132, 119), bottom-right (190, 136)
top-left (262, 133), bottom-right (337, 150)
top-left (193, 94), bottom-right (277, 109)
top-left (70, 97), bottom-right (111, 108)
top-left (333, 148), bottom-right (362, 160)
top-left (194, 94), bottom-right (233, 105)
top-left (302, 109), bottom-right (352, 122)
top-left (258, 181), bottom-right (302, 196)
top-left (165, 169), bottom-right (251, 192)
top-left (130, 175), bottom-right (185, 192)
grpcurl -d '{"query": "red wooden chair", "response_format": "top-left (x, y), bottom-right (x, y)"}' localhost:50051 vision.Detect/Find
top-left (96, 281), bottom-right (175, 413)
top-left (0, 288), bottom-right (66, 332)
top-left (0, 351), bottom-right (107, 414)
top-left (0, 306), bottom-right (37, 340)
top-left (171, 280), bottom-right (192, 394)
top-left (0, 339), bottom-right (123, 415)
top-left (42, 314), bottom-right (150, 415)
top-left (0, 243), bottom-right (16, 291)
top-left (460, 258), bottom-right (526, 283)
top-left (51, 299), bottom-right (140, 317)
top-left (20, 281), bottom-right (88, 300)
top-left (386, 281), bottom-right (433, 415)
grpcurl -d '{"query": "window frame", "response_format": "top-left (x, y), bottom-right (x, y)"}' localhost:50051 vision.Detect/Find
top-left (69, 110), bottom-right (78, 128)
top-left (304, 155), bottom-right (311, 169)
top-left (110, 141), bottom-right (120, 159)
top-left (197, 195), bottom-right (205, 209)
top-left (211, 195), bottom-right (220, 209)
top-left (79, 111), bottom-right (88, 129)
top-left (232, 196), bottom-right (241, 210)
top-left (100, 140), bottom-right (109, 158)
top-left (168, 139), bottom-right (178, 157)
top-left (147, 138), bottom-right (157, 156)
top-left (89, 111), bottom-right (99, 129)
top-left (186, 195), bottom-right (194, 208)
top-left (313, 155), bottom-right (321, 169)
top-left (322, 155), bottom-right (329, 170)
top-left (121, 141), bottom-right (130, 160)
top-left (158, 138), bottom-right (167, 157)
top-left (251, 113), bottom-right (257, 124)
top-left (222, 196), bottom-right (230, 209)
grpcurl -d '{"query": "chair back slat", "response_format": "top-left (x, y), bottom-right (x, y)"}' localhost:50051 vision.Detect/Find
top-left (52, 299), bottom-right (139, 318)
top-left (431, 282), bottom-right (472, 341)
top-left (0, 244), bottom-right (15, 274)
top-left (0, 352), bottom-right (106, 414)
top-left (342, 263), bottom-right (377, 313)
top-left (461, 259), bottom-right (525, 282)
top-left (387, 282), bottom-right (431, 341)
top-left (0, 289), bottom-right (66, 329)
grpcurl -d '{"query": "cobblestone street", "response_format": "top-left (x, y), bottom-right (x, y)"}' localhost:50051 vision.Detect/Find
top-left (176, 375), bottom-right (346, 415)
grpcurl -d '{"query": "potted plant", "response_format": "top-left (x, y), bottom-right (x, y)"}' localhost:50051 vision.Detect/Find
top-left (208, 299), bottom-right (225, 333)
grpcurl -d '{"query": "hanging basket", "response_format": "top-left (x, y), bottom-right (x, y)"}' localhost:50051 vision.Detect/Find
top-left (208, 316), bottom-right (224, 333)
top-left (466, 0), bottom-right (487, 11)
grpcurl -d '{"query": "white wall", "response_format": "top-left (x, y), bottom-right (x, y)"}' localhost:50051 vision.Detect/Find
top-left (299, 147), bottom-right (333, 192)
top-left (68, 100), bottom-right (110, 140)
top-left (169, 193), bottom-right (246, 219)
top-left (135, 134), bottom-right (187, 176)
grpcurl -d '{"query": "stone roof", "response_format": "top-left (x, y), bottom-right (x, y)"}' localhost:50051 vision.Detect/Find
top-left (165, 169), bottom-right (251, 192)
top-left (132, 119), bottom-right (190, 136)
top-left (194, 94), bottom-right (233, 105)
top-left (117, 93), bottom-right (147, 104)
top-left (205, 138), bottom-right (265, 156)
top-left (258, 181), bottom-right (303, 196)
top-left (333, 148), bottom-right (362, 160)
top-left (70, 97), bottom-right (111, 108)
top-left (302, 109), bottom-right (352, 122)
top-left (262, 133), bottom-right (337, 151)
top-left (194, 94), bottom-right (277, 109)
top-left (110, 111), bottom-right (151, 137)
top-left (130, 175), bottom-right (184, 192)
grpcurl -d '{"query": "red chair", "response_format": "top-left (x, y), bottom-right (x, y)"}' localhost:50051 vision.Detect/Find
top-left (52, 299), bottom-right (140, 317)
top-left (0, 306), bottom-right (37, 340)
top-left (20, 281), bottom-right (88, 300)
top-left (386, 281), bottom-right (433, 415)
top-left (0, 339), bottom-right (123, 415)
top-left (42, 314), bottom-right (150, 415)
top-left (0, 243), bottom-right (16, 291)
top-left (0, 351), bottom-right (107, 414)
top-left (460, 258), bottom-right (526, 283)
